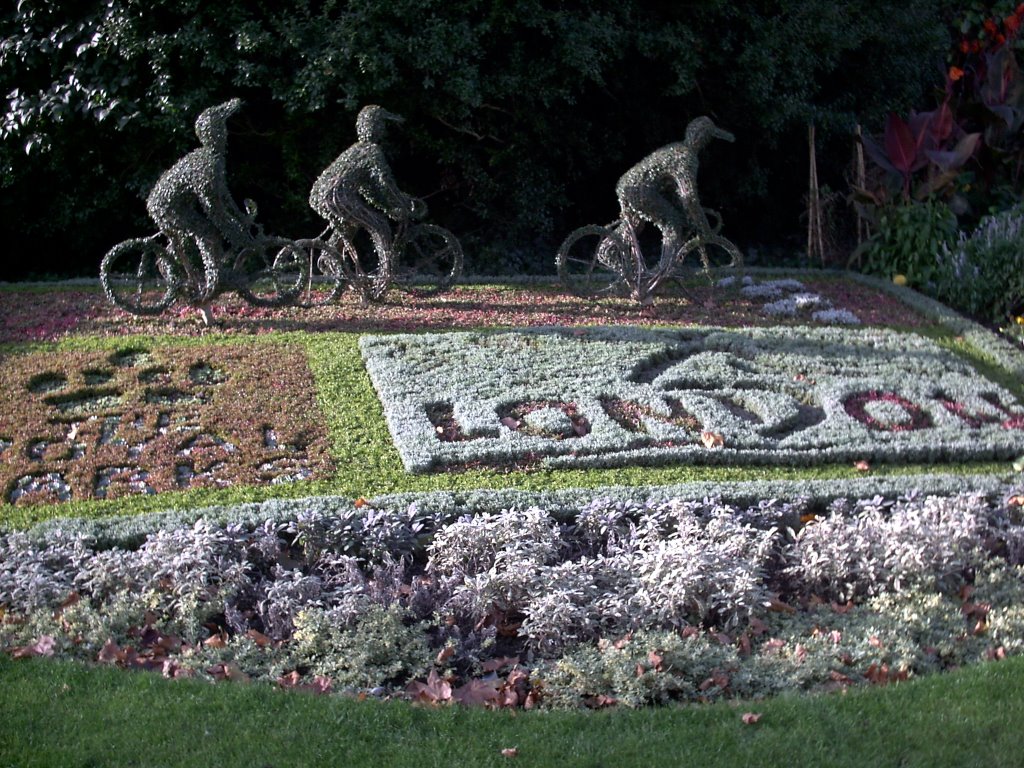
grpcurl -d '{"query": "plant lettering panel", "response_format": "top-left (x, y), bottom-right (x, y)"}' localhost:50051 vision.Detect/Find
top-left (0, 344), bottom-right (333, 505)
top-left (360, 327), bottom-right (1024, 472)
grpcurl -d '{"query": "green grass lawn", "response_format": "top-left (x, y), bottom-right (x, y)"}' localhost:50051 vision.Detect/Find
top-left (2, 653), bottom-right (1022, 767)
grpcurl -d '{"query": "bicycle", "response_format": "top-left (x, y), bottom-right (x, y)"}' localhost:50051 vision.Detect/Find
top-left (324, 196), bottom-right (463, 303)
top-left (100, 200), bottom-right (334, 315)
top-left (557, 192), bottom-right (742, 303)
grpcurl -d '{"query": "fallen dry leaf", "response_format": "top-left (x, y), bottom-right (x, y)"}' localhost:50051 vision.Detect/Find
top-left (481, 655), bottom-right (520, 673)
top-left (308, 675), bottom-right (333, 695)
top-left (11, 635), bottom-right (57, 659)
top-left (276, 671), bottom-right (332, 694)
top-left (583, 694), bottom-right (618, 709)
top-left (453, 678), bottom-right (499, 707)
top-left (741, 712), bottom-right (762, 725)
top-left (853, 460), bottom-right (871, 472)
top-left (865, 663), bottom-right (908, 686)
top-left (97, 638), bottom-right (122, 664)
top-left (699, 670), bottom-right (730, 691)
top-left (203, 631), bottom-right (228, 649)
top-left (962, 601), bottom-right (991, 621)
top-left (736, 633), bottom-right (752, 656)
top-left (767, 596), bottom-right (797, 614)
top-left (501, 748), bottom-right (519, 758)
top-left (523, 689), bottom-right (542, 710)
top-left (748, 617), bottom-right (769, 636)
top-left (700, 430), bottom-right (724, 449)
top-left (207, 662), bottom-right (250, 683)
top-left (162, 659), bottom-right (194, 679)
top-left (56, 592), bottom-right (81, 614)
top-left (245, 629), bottom-right (272, 647)
top-left (406, 669), bottom-right (453, 705)
top-left (614, 632), bottom-right (634, 649)
top-left (986, 646), bottom-right (1007, 661)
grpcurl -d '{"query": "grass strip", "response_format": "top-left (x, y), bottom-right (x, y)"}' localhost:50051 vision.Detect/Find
top-left (1, 653), bottom-right (1022, 768)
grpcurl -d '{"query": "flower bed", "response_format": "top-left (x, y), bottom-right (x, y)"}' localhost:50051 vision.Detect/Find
top-left (3, 486), bottom-right (1024, 708)
top-left (361, 325), bottom-right (1024, 473)
top-left (2, 274), bottom-right (1024, 710)
top-left (0, 274), bottom-right (926, 344)
top-left (0, 342), bottom-right (333, 505)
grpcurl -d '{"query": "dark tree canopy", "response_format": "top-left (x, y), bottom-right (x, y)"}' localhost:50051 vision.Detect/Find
top-left (1, 0), bottom-right (957, 279)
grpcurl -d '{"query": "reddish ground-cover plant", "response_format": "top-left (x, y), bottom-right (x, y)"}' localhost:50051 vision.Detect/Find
top-left (0, 279), bottom-right (926, 344)
top-left (0, 289), bottom-right (105, 342)
top-left (0, 343), bottom-right (332, 505)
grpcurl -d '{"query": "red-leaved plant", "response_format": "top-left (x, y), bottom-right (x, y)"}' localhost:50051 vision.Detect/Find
top-left (859, 103), bottom-right (981, 202)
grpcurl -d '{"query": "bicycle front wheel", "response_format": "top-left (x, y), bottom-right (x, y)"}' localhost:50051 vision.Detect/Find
top-left (100, 238), bottom-right (180, 315)
top-left (393, 224), bottom-right (464, 297)
top-left (673, 233), bottom-right (742, 274)
top-left (292, 238), bottom-right (346, 307)
top-left (234, 238), bottom-right (308, 307)
top-left (556, 225), bottom-right (630, 299)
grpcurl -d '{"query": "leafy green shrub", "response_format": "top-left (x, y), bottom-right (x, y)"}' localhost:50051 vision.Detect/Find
top-left (858, 200), bottom-right (958, 288)
top-left (288, 605), bottom-right (433, 688)
top-left (935, 204), bottom-right (1024, 322)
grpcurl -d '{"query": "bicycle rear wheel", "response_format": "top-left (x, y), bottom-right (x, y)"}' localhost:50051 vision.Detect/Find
top-left (333, 232), bottom-right (391, 303)
top-left (556, 225), bottom-right (630, 299)
top-left (100, 238), bottom-right (180, 315)
top-left (393, 224), bottom-right (463, 297)
top-left (292, 238), bottom-right (346, 307)
top-left (234, 237), bottom-right (308, 307)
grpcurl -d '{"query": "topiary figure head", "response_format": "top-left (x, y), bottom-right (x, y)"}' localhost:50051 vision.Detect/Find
top-left (685, 116), bottom-right (735, 148)
top-left (194, 98), bottom-right (243, 151)
top-left (356, 105), bottom-right (404, 143)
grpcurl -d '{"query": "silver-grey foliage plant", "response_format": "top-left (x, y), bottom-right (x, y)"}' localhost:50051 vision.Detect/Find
top-left (4, 488), bottom-right (1024, 703)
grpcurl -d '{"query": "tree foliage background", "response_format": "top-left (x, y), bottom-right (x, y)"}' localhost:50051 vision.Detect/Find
top-left (1, 0), bottom-right (957, 279)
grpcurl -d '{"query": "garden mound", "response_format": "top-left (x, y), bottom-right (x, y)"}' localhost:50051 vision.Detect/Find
top-left (1, 272), bottom-right (1023, 708)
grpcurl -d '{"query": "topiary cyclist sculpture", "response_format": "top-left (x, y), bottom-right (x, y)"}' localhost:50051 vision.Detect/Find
top-left (100, 100), bottom-right (461, 317)
top-left (307, 105), bottom-right (463, 303)
top-left (100, 99), bottom-right (337, 321)
top-left (558, 116), bottom-right (742, 303)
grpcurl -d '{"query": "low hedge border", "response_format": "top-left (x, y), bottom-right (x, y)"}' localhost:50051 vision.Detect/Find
top-left (12, 472), bottom-right (1015, 548)
top-left (845, 271), bottom-right (1024, 379)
